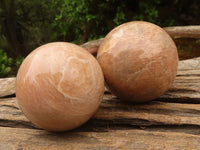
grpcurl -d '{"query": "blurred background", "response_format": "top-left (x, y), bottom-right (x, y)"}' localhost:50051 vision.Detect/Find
top-left (0, 0), bottom-right (200, 77)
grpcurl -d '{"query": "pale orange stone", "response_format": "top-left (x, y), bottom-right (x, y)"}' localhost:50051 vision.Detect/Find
top-left (16, 42), bottom-right (104, 131)
top-left (97, 21), bottom-right (179, 103)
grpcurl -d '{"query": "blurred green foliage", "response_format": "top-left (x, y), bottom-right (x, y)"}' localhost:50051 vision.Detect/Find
top-left (15, 56), bottom-right (24, 67)
top-left (0, 49), bottom-right (12, 77)
top-left (0, 49), bottom-right (24, 77)
top-left (0, 0), bottom-right (200, 77)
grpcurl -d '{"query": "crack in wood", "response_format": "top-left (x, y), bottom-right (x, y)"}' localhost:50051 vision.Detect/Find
top-left (0, 119), bottom-right (37, 129)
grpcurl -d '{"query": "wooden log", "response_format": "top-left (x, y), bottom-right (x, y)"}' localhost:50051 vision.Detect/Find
top-left (81, 38), bottom-right (104, 56)
top-left (164, 26), bottom-right (200, 39)
top-left (80, 26), bottom-right (200, 53)
top-left (0, 127), bottom-right (200, 150)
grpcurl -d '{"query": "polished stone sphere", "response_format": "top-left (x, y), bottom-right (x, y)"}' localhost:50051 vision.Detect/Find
top-left (97, 21), bottom-right (178, 103)
top-left (16, 42), bottom-right (104, 131)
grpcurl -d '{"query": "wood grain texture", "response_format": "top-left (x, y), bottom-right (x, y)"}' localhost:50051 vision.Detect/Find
top-left (1, 127), bottom-right (200, 150)
top-left (1, 94), bottom-right (200, 130)
top-left (159, 69), bottom-right (200, 103)
top-left (164, 26), bottom-right (200, 39)
top-left (178, 57), bottom-right (200, 70)
top-left (0, 78), bottom-right (15, 97)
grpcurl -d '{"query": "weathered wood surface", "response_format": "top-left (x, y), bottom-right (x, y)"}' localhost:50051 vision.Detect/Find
top-left (164, 26), bottom-right (200, 39)
top-left (1, 57), bottom-right (200, 149)
top-left (1, 127), bottom-right (200, 150)
top-left (0, 78), bottom-right (15, 97)
top-left (178, 57), bottom-right (200, 70)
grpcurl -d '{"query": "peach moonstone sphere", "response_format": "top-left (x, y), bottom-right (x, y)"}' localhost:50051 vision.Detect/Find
top-left (16, 42), bottom-right (104, 131)
top-left (97, 21), bottom-right (178, 103)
